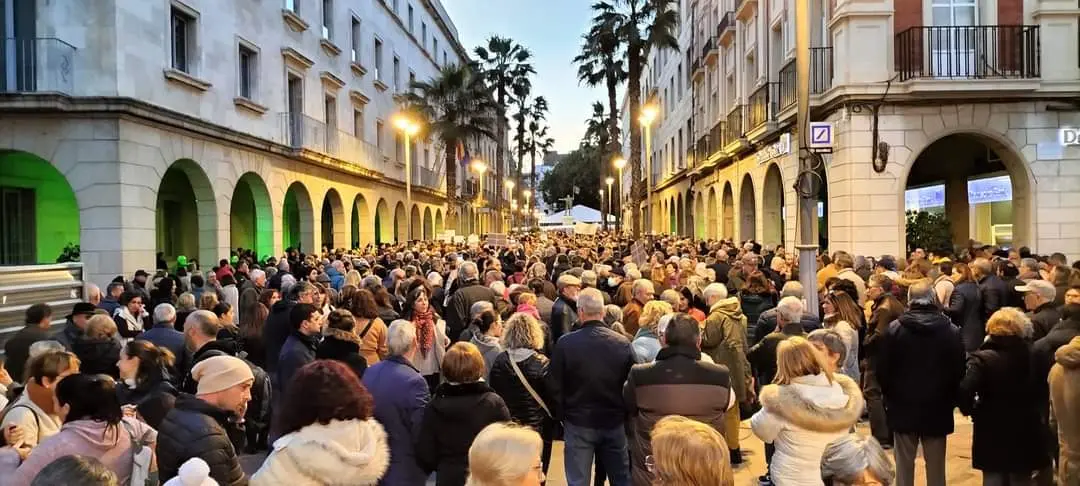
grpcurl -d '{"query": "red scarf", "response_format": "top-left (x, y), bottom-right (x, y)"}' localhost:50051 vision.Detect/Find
top-left (412, 308), bottom-right (436, 357)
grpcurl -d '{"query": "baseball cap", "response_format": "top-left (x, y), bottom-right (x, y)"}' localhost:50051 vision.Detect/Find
top-left (1016, 279), bottom-right (1056, 301)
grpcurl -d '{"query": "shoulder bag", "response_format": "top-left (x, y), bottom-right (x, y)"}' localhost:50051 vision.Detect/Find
top-left (506, 352), bottom-right (551, 418)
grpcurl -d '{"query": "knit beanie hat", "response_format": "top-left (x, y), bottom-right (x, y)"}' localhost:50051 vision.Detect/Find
top-left (163, 457), bottom-right (219, 486)
top-left (191, 355), bottom-right (253, 395)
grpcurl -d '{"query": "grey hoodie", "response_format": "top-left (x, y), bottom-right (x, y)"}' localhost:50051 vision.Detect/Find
top-left (470, 334), bottom-right (504, 379)
top-left (0, 417), bottom-right (155, 486)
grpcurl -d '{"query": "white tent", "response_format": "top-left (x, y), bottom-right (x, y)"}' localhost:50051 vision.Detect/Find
top-left (539, 205), bottom-right (615, 226)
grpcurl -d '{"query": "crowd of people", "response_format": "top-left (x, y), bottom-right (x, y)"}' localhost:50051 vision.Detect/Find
top-left (0, 233), bottom-right (1078, 486)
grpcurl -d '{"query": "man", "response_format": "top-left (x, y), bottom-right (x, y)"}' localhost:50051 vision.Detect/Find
top-left (621, 279), bottom-right (654, 336)
top-left (624, 314), bottom-right (733, 485)
top-left (834, 251), bottom-right (867, 305)
top-left (550, 274), bottom-right (582, 343)
top-left (974, 259), bottom-right (1009, 324)
top-left (549, 288), bottom-right (634, 486)
top-left (874, 281), bottom-right (964, 486)
top-left (181, 310), bottom-right (229, 394)
top-left (263, 281), bottom-right (316, 373)
top-left (874, 255), bottom-right (902, 281)
top-left (131, 269), bottom-right (153, 304)
top-left (362, 320), bottom-right (430, 486)
top-left (700, 283), bottom-right (753, 466)
top-left (709, 251), bottom-right (731, 286)
top-left (1020, 258), bottom-right (1042, 282)
top-left (241, 269), bottom-right (266, 294)
top-left (157, 355), bottom-right (252, 485)
top-left (1051, 264), bottom-right (1071, 307)
top-left (752, 281), bottom-right (821, 346)
top-left (4, 303), bottom-right (53, 383)
top-left (141, 303), bottom-right (186, 359)
top-left (864, 274), bottom-right (904, 448)
top-left (932, 260), bottom-right (955, 307)
top-left (53, 302), bottom-right (97, 351)
top-left (580, 270), bottom-right (612, 305)
top-left (99, 282), bottom-right (125, 316)
top-left (276, 303), bottom-right (322, 396)
top-left (325, 260), bottom-right (346, 291)
top-left (1019, 279), bottom-right (1060, 341)
top-left (528, 279), bottom-right (555, 323)
top-left (85, 283), bottom-right (102, 307)
top-left (445, 261), bottom-right (497, 341)
top-left (748, 297), bottom-right (806, 391)
top-left (727, 254), bottom-right (760, 294)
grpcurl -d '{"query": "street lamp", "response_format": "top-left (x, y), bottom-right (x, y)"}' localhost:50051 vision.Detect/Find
top-left (640, 103), bottom-right (658, 234)
top-left (471, 159), bottom-right (488, 234)
top-left (393, 114), bottom-right (420, 238)
top-left (605, 176), bottom-right (614, 230)
top-left (613, 156), bottom-right (627, 232)
top-left (599, 189), bottom-right (605, 230)
top-left (522, 189), bottom-right (532, 228)
top-left (505, 179), bottom-right (516, 230)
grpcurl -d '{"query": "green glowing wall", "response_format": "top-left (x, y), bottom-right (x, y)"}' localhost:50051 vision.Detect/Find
top-left (230, 177), bottom-right (274, 259)
top-left (283, 190), bottom-right (301, 250)
top-left (0, 152), bottom-right (80, 263)
top-left (156, 168), bottom-right (200, 262)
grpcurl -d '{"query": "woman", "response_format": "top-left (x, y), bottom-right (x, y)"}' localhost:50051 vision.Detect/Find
top-left (198, 292), bottom-right (219, 312)
top-left (417, 343), bottom-right (511, 486)
top-left (315, 309), bottom-right (368, 379)
top-left (116, 340), bottom-right (179, 429)
top-left (632, 301), bottom-right (673, 363)
top-left (258, 288), bottom-right (281, 311)
top-left (946, 262), bottom-right (985, 353)
top-left (349, 289), bottom-right (389, 365)
top-left (740, 272), bottom-right (778, 332)
top-left (0, 374), bottom-right (158, 486)
top-left (174, 292), bottom-right (197, 332)
top-left (527, 263), bottom-right (557, 301)
top-left (958, 308), bottom-right (1050, 484)
top-left (514, 293), bottom-right (542, 321)
top-left (469, 310), bottom-right (504, 378)
top-left (679, 288), bottom-right (707, 322)
top-left (751, 337), bottom-right (864, 486)
top-left (239, 300), bottom-right (270, 370)
top-left (807, 329), bottom-right (846, 375)
top-left (252, 360), bottom-right (389, 486)
top-left (212, 302), bottom-right (238, 343)
top-left (344, 269), bottom-right (363, 288)
top-left (0, 351), bottom-right (80, 448)
top-left (28, 455), bottom-right (119, 486)
top-left (650, 415), bottom-right (735, 486)
top-left (114, 291), bottom-right (146, 338)
top-left (74, 315), bottom-right (123, 378)
top-left (821, 291), bottom-right (862, 382)
top-left (372, 286), bottom-right (400, 324)
top-left (820, 435), bottom-right (895, 486)
top-left (404, 286), bottom-right (450, 391)
top-left (488, 313), bottom-right (553, 474)
top-left (466, 423), bottom-right (545, 486)
top-left (765, 256), bottom-right (790, 293)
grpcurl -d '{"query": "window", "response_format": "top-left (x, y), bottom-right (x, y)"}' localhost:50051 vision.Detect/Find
top-left (443, 51), bottom-right (447, 66)
top-left (325, 94), bottom-right (337, 131)
top-left (374, 38), bottom-right (384, 79)
top-left (409, 71), bottom-right (415, 92)
top-left (408, 4), bottom-right (414, 33)
top-left (376, 120), bottom-right (385, 150)
top-left (354, 108), bottom-right (364, 139)
top-left (238, 43), bottom-right (257, 99)
top-left (322, 0), bottom-right (333, 40)
top-left (393, 0), bottom-right (399, 14)
top-left (351, 18), bottom-right (361, 63)
top-left (421, 22), bottom-right (427, 50)
top-left (285, 0), bottom-right (298, 13)
top-left (393, 56), bottom-right (400, 91)
top-left (433, 38), bottom-right (439, 59)
top-left (170, 6), bottom-right (196, 73)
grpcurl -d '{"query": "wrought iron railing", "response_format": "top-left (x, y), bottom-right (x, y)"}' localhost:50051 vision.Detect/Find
top-left (1, 38), bottom-right (76, 94)
top-left (776, 46), bottom-right (834, 112)
top-left (717, 12), bottom-right (735, 39)
top-left (701, 37), bottom-right (716, 59)
top-left (748, 83), bottom-right (775, 129)
top-left (413, 165), bottom-right (443, 189)
top-left (724, 107), bottom-right (743, 145)
top-left (710, 120), bottom-right (724, 154)
top-left (895, 25), bottom-right (1040, 81)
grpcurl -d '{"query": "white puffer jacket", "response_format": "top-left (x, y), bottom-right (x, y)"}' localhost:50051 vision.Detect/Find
top-left (251, 418), bottom-right (390, 486)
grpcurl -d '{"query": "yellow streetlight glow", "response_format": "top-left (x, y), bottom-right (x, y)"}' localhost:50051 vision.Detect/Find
top-left (640, 104), bottom-right (659, 126)
top-left (505, 179), bottom-right (515, 190)
top-left (605, 177), bottom-right (615, 185)
top-left (613, 156), bottom-right (627, 170)
top-left (522, 189), bottom-right (532, 199)
top-left (471, 159), bottom-right (488, 175)
top-left (392, 115), bottom-right (420, 136)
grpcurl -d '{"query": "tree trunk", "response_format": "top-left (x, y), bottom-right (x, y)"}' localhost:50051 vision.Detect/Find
top-left (516, 115), bottom-right (526, 191)
top-left (606, 75), bottom-right (620, 233)
top-left (444, 142), bottom-right (458, 230)
top-left (496, 89), bottom-right (506, 213)
top-left (629, 51), bottom-right (643, 237)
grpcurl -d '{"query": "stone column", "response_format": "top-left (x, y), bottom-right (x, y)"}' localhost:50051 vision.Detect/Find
top-left (945, 176), bottom-right (970, 247)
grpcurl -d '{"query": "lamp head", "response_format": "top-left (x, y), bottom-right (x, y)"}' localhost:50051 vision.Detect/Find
top-left (392, 115), bottom-right (420, 136)
top-left (505, 180), bottom-right (515, 190)
top-left (605, 177), bottom-right (615, 185)
top-left (471, 159), bottom-right (488, 174)
top-left (522, 189), bottom-right (532, 198)
top-left (640, 104), bottom-right (659, 126)
top-left (613, 156), bottom-right (627, 170)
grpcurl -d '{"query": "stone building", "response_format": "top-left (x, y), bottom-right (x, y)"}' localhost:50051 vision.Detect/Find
top-left (621, 0), bottom-right (1080, 259)
top-left (0, 0), bottom-right (506, 286)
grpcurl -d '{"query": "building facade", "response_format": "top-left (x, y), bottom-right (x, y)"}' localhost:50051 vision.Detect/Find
top-left (0, 0), bottom-right (507, 286)
top-left (622, 0), bottom-right (1080, 258)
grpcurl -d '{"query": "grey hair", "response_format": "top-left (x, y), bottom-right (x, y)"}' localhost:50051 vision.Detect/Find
top-left (625, 267), bottom-right (642, 280)
top-left (28, 340), bottom-right (65, 360)
top-left (470, 300), bottom-right (495, 319)
top-left (30, 454), bottom-right (118, 486)
top-left (659, 289), bottom-right (682, 308)
top-left (501, 313), bottom-right (545, 351)
top-left (703, 283), bottom-right (728, 303)
top-left (184, 309), bottom-right (221, 339)
top-left (490, 281), bottom-right (506, 296)
top-left (907, 280), bottom-right (937, 307)
top-left (603, 304), bottom-right (624, 327)
top-left (154, 303), bottom-right (177, 326)
top-left (776, 296), bottom-right (804, 325)
top-left (177, 292), bottom-right (196, 311)
top-left (1020, 257), bottom-right (1039, 272)
top-left (780, 281), bottom-right (804, 299)
top-left (460, 261), bottom-right (479, 281)
top-left (85, 283), bottom-right (102, 302)
top-left (821, 435), bottom-right (896, 485)
top-left (631, 279), bottom-right (654, 299)
top-left (808, 329), bottom-right (848, 365)
top-left (577, 288), bottom-right (605, 317)
top-left (250, 269), bottom-right (266, 282)
top-left (428, 271), bottom-right (444, 287)
top-left (387, 319), bottom-right (417, 356)
top-left (580, 270), bottom-right (598, 286)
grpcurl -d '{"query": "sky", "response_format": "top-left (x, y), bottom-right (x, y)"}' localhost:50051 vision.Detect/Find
top-left (442, 0), bottom-right (612, 155)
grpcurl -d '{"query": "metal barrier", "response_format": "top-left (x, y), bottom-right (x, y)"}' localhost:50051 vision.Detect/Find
top-left (0, 263), bottom-right (85, 351)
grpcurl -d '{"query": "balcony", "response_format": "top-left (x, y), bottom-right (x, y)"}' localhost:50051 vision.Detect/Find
top-left (710, 120), bottom-right (724, 154)
top-left (717, 12), bottom-right (736, 46)
top-left (279, 113), bottom-right (383, 172)
top-left (723, 106), bottom-right (743, 147)
top-left (747, 83), bottom-right (777, 130)
top-left (692, 59), bottom-right (704, 82)
top-left (776, 47), bottom-right (835, 112)
top-left (1, 38), bottom-right (76, 94)
top-left (735, 0), bottom-right (757, 22)
top-left (702, 37), bottom-right (718, 66)
top-left (412, 165), bottom-right (444, 190)
top-left (895, 25), bottom-right (1040, 82)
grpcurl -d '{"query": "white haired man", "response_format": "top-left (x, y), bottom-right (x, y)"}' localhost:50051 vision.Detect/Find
top-left (701, 282), bottom-right (753, 466)
top-left (622, 279), bottom-right (655, 336)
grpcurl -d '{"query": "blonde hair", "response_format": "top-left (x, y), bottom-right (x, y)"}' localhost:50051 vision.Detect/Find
top-left (986, 307), bottom-right (1031, 338)
top-left (775, 336), bottom-right (832, 385)
top-left (517, 292), bottom-right (537, 306)
top-left (650, 415), bottom-right (734, 486)
top-left (442, 342), bottom-right (485, 383)
top-left (640, 300), bottom-right (674, 334)
top-left (199, 292), bottom-right (219, 311)
top-left (501, 313), bottom-right (544, 351)
top-left (177, 292), bottom-right (196, 311)
top-left (466, 423), bottom-right (542, 486)
top-left (86, 314), bottom-right (118, 340)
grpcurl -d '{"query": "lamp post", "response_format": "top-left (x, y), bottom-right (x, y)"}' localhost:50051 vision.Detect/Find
top-left (393, 115), bottom-right (420, 239)
top-left (505, 179), bottom-right (515, 231)
top-left (605, 176), bottom-right (614, 231)
top-left (599, 188), bottom-right (605, 231)
top-left (613, 156), bottom-right (627, 232)
top-left (640, 104), bottom-right (658, 234)
top-left (522, 189), bottom-right (532, 228)
top-left (471, 159), bottom-right (488, 234)
top-left (795, 0), bottom-right (820, 316)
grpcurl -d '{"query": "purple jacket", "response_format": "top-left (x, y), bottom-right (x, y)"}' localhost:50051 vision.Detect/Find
top-left (0, 417), bottom-right (155, 486)
top-left (361, 355), bottom-right (430, 486)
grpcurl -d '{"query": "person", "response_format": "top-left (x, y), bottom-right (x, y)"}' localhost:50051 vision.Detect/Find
top-left (750, 337), bottom-right (864, 486)
top-left (622, 279), bottom-right (654, 336)
top-left (932, 260), bottom-right (955, 308)
top-left (874, 281), bottom-right (964, 486)
top-left (740, 272), bottom-right (778, 331)
top-left (549, 288), bottom-right (633, 486)
top-left (465, 423), bottom-right (545, 486)
top-left (404, 286), bottom-right (450, 391)
top-left (251, 360), bottom-right (389, 485)
top-left (175, 293), bottom-right (198, 333)
top-left (142, 304), bottom-right (187, 360)
top-left (820, 435), bottom-right (896, 486)
top-left (580, 270), bottom-right (612, 305)
top-left (237, 299), bottom-right (269, 370)
top-left (100, 282), bottom-right (125, 317)
top-left (550, 274), bottom-right (582, 343)
top-left (157, 355), bottom-right (253, 485)
top-left (946, 262), bottom-right (984, 353)
top-left (116, 340), bottom-right (179, 429)
top-left (180, 311), bottom-right (228, 394)
top-left (488, 313), bottom-right (554, 475)
top-left (417, 342), bottom-right (511, 486)
top-left (4, 304), bottom-right (55, 383)
top-left (212, 303), bottom-right (238, 342)
top-left (749, 297), bottom-right (807, 394)
top-left (833, 252), bottom-right (867, 305)
top-left (631, 300), bottom-right (672, 363)
top-left (263, 281), bottom-right (316, 375)
top-left (974, 259), bottom-right (1009, 324)
top-left (72, 315), bottom-right (122, 378)
top-left (445, 262), bottom-right (498, 341)
top-left (863, 275), bottom-right (903, 449)
top-left (1018, 280), bottom-right (1060, 341)
top-left (624, 314), bottom-right (733, 485)
top-left (113, 291), bottom-right (147, 338)
top-left (0, 374), bottom-right (158, 486)
top-left (1, 351), bottom-right (80, 448)
top-left (1049, 336), bottom-right (1080, 485)
top-left (348, 288), bottom-right (389, 366)
top-left (807, 329), bottom-right (846, 375)
top-left (649, 415), bottom-right (735, 486)
top-left (28, 454), bottom-right (119, 486)
top-left (754, 282), bottom-right (821, 346)
top-left (701, 283), bottom-right (753, 465)
top-left (275, 303), bottom-right (322, 398)
top-left (514, 292), bottom-right (542, 321)
top-left (527, 279), bottom-right (556, 323)
top-left (315, 309), bottom-right (368, 379)
top-left (821, 290), bottom-right (862, 383)
top-left (957, 307), bottom-right (1050, 485)
top-left (54, 302), bottom-right (97, 351)
top-left (469, 309), bottom-right (504, 378)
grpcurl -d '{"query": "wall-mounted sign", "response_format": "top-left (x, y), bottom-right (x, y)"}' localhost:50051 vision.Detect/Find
top-left (756, 133), bottom-right (792, 165)
top-left (1061, 128), bottom-right (1080, 146)
top-left (809, 122), bottom-right (834, 149)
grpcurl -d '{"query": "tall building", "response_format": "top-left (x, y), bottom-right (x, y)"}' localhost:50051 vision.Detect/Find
top-left (622, 0), bottom-right (1080, 258)
top-left (0, 0), bottom-right (506, 285)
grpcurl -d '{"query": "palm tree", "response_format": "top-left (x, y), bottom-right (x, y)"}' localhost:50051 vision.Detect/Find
top-left (526, 122), bottom-right (554, 194)
top-left (473, 36), bottom-right (535, 209)
top-left (592, 0), bottom-right (678, 236)
top-left (396, 64), bottom-right (495, 226)
top-left (582, 102), bottom-right (610, 149)
top-left (511, 80), bottom-right (534, 186)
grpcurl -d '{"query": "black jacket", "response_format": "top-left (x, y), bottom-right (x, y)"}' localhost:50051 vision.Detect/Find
top-left (1029, 302), bottom-right (1061, 342)
top-left (276, 331), bottom-right (319, 395)
top-left (978, 274), bottom-right (1010, 322)
top-left (550, 296), bottom-right (580, 344)
top-left (262, 299), bottom-right (296, 373)
top-left (181, 340), bottom-right (272, 445)
top-left (3, 326), bottom-right (51, 383)
top-left (549, 320), bottom-right (634, 429)
top-left (738, 291), bottom-right (777, 335)
top-left (416, 382), bottom-right (511, 486)
top-left (875, 304), bottom-right (965, 436)
top-left (72, 337), bottom-right (122, 378)
top-left (1031, 309), bottom-right (1080, 411)
top-left (116, 377), bottom-right (178, 429)
top-left (488, 350), bottom-right (551, 432)
top-left (752, 308), bottom-right (821, 346)
top-left (444, 281), bottom-right (496, 341)
top-left (157, 394), bottom-right (247, 486)
top-left (947, 280), bottom-right (984, 352)
top-left (315, 328), bottom-right (367, 379)
top-left (958, 335), bottom-right (1050, 472)
top-left (749, 323), bottom-right (806, 385)
top-left (53, 319), bottom-right (82, 351)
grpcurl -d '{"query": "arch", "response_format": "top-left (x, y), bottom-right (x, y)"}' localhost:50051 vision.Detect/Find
top-left (694, 192), bottom-right (706, 239)
top-left (230, 172), bottom-right (274, 260)
top-left (394, 202), bottom-right (407, 242)
top-left (374, 198), bottom-right (391, 244)
top-left (739, 174), bottom-right (756, 241)
top-left (282, 181), bottom-right (315, 252)
top-left (157, 159), bottom-right (219, 267)
top-left (0, 150), bottom-right (80, 265)
top-left (675, 194), bottom-right (683, 235)
top-left (423, 207), bottom-right (434, 239)
top-left (410, 205), bottom-right (422, 240)
top-left (351, 193), bottom-right (373, 249)
top-left (722, 182), bottom-right (735, 239)
top-left (320, 188), bottom-right (346, 250)
top-left (707, 187), bottom-right (719, 240)
top-left (763, 163), bottom-right (785, 247)
top-left (435, 209), bottom-right (445, 234)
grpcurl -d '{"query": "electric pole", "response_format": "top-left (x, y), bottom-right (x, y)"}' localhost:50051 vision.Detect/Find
top-left (796, 0), bottom-right (820, 316)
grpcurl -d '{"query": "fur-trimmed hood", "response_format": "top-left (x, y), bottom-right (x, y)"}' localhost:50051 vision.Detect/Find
top-left (323, 327), bottom-right (362, 345)
top-left (758, 373), bottom-right (864, 433)
top-left (252, 418), bottom-right (390, 486)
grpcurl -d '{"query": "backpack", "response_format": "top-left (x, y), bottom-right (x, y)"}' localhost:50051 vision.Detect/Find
top-left (122, 419), bottom-right (157, 486)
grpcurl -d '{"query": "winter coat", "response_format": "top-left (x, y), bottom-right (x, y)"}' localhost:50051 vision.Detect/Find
top-left (99, 297), bottom-right (121, 319)
top-left (141, 325), bottom-right (187, 361)
top-left (263, 299), bottom-right (296, 373)
top-left (1049, 336), bottom-right (1080, 485)
top-left (1032, 312), bottom-right (1080, 411)
top-left (114, 306), bottom-right (146, 338)
top-left (469, 334), bottom-right (503, 378)
top-left (0, 417), bottom-right (156, 486)
top-left (739, 291), bottom-right (777, 333)
top-left (361, 356), bottom-right (429, 486)
top-left (874, 304), bottom-right (965, 436)
top-left (701, 297), bottom-right (753, 403)
top-left (251, 418), bottom-right (390, 486)
top-left (947, 280), bottom-right (984, 352)
top-left (549, 320), bottom-right (634, 429)
top-left (622, 298), bottom-right (645, 336)
top-left (357, 317), bottom-right (389, 366)
top-left (416, 382), bottom-right (511, 486)
top-left (1029, 302), bottom-right (1061, 342)
top-left (276, 331), bottom-right (319, 396)
top-left (835, 268), bottom-right (867, 305)
top-left (957, 335), bottom-right (1050, 473)
top-left (3, 326), bottom-right (51, 383)
top-left (73, 336), bottom-right (122, 378)
top-left (631, 328), bottom-right (662, 363)
top-left (749, 323), bottom-right (807, 386)
top-left (550, 296), bottom-right (580, 344)
top-left (52, 319), bottom-right (82, 351)
top-left (158, 394), bottom-right (247, 486)
top-left (316, 328), bottom-right (368, 379)
top-left (978, 274), bottom-right (1010, 322)
top-left (750, 373), bottom-right (865, 486)
top-left (624, 346), bottom-right (733, 486)
top-left (753, 308), bottom-right (821, 346)
top-left (444, 281), bottom-right (497, 341)
top-left (535, 296), bottom-right (555, 324)
top-left (116, 377), bottom-right (179, 430)
top-left (488, 349), bottom-right (551, 432)
top-left (825, 319), bottom-right (860, 383)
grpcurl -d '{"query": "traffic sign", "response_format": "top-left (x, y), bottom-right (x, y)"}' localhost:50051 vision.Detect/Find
top-left (808, 122), bottom-right (834, 149)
